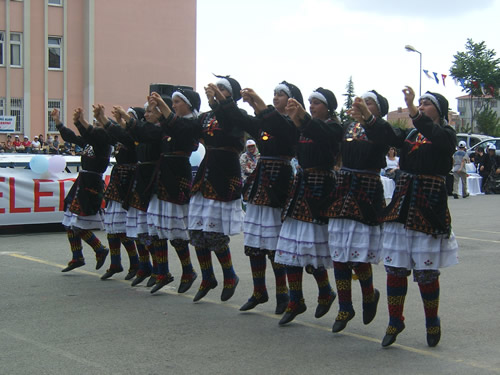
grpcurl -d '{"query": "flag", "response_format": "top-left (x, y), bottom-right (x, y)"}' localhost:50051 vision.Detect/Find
top-left (480, 83), bottom-right (487, 95)
top-left (432, 72), bottom-right (439, 84)
top-left (441, 74), bottom-right (447, 86)
top-left (423, 70), bottom-right (433, 80)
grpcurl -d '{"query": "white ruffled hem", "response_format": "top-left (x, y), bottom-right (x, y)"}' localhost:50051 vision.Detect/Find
top-left (103, 201), bottom-right (127, 234)
top-left (188, 193), bottom-right (243, 236)
top-left (275, 218), bottom-right (332, 269)
top-left (328, 218), bottom-right (382, 264)
top-left (125, 207), bottom-right (148, 238)
top-left (62, 209), bottom-right (104, 230)
top-left (146, 195), bottom-right (189, 240)
top-left (243, 204), bottom-right (283, 250)
top-left (382, 222), bottom-right (459, 270)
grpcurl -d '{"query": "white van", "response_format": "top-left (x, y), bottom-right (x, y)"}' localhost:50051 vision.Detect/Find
top-left (456, 133), bottom-right (493, 149)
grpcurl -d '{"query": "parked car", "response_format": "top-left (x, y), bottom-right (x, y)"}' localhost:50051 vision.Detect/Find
top-left (466, 138), bottom-right (500, 159)
top-left (456, 133), bottom-right (493, 149)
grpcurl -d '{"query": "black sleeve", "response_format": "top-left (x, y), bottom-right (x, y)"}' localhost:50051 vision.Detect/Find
top-left (412, 112), bottom-right (457, 155)
top-left (126, 118), bottom-right (161, 143)
top-left (364, 117), bottom-right (409, 148)
top-left (56, 122), bottom-right (87, 148)
top-left (300, 115), bottom-right (343, 143)
top-left (104, 122), bottom-right (136, 150)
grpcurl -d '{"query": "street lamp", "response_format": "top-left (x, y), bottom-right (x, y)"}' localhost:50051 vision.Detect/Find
top-left (405, 44), bottom-right (422, 97)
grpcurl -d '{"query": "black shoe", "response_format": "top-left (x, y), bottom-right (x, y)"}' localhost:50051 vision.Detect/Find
top-left (95, 248), bottom-right (109, 270)
top-left (193, 278), bottom-right (218, 302)
top-left (178, 272), bottom-right (197, 294)
top-left (363, 289), bottom-right (380, 325)
top-left (453, 194), bottom-right (459, 199)
top-left (279, 302), bottom-right (307, 325)
top-left (332, 310), bottom-right (356, 333)
top-left (381, 322), bottom-right (406, 347)
top-left (463, 193), bottom-right (469, 198)
top-left (124, 268), bottom-right (138, 281)
top-left (221, 276), bottom-right (239, 302)
top-left (427, 318), bottom-right (441, 347)
top-left (275, 295), bottom-right (289, 315)
top-left (131, 272), bottom-right (151, 287)
top-left (100, 267), bottom-right (123, 280)
top-left (61, 260), bottom-right (85, 272)
top-left (315, 291), bottom-right (336, 318)
top-left (240, 294), bottom-right (269, 312)
top-left (146, 275), bottom-right (157, 288)
top-left (150, 274), bottom-right (175, 294)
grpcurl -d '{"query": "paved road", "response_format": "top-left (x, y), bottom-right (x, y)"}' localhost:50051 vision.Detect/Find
top-left (1, 195), bottom-right (499, 375)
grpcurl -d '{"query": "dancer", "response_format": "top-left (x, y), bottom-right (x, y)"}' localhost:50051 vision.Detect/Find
top-left (326, 90), bottom-right (390, 333)
top-left (378, 87), bottom-right (459, 347)
top-left (93, 104), bottom-right (140, 281)
top-left (137, 89), bottom-right (200, 294)
top-left (188, 76), bottom-right (244, 302)
top-left (51, 108), bottom-right (110, 272)
top-left (275, 88), bottom-right (343, 325)
top-left (223, 84), bottom-right (300, 314)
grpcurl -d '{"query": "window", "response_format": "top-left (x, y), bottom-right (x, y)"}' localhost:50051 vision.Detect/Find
top-left (10, 98), bottom-right (24, 132)
top-left (48, 0), bottom-right (62, 5)
top-left (0, 98), bottom-right (4, 116)
top-left (48, 37), bottom-right (62, 69)
top-left (10, 33), bottom-right (22, 67)
top-left (0, 32), bottom-right (4, 66)
top-left (48, 100), bottom-right (63, 132)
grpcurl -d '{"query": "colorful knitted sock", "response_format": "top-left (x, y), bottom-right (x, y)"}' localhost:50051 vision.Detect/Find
top-left (418, 279), bottom-right (440, 334)
top-left (353, 263), bottom-right (376, 304)
top-left (148, 241), bottom-right (158, 279)
top-left (79, 229), bottom-right (107, 255)
top-left (118, 233), bottom-right (139, 269)
top-left (171, 239), bottom-right (195, 282)
top-left (153, 237), bottom-right (170, 281)
top-left (312, 267), bottom-right (335, 306)
top-left (286, 266), bottom-right (305, 311)
top-left (67, 229), bottom-right (84, 262)
top-left (195, 247), bottom-right (216, 290)
top-left (386, 273), bottom-right (408, 334)
top-left (135, 240), bottom-right (152, 277)
top-left (249, 254), bottom-right (268, 300)
top-left (271, 257), bottom-right (288, 304)
top-left (333, 261), bottom-right (354, 318)
top-left (106, 233), bottom-right (122, 270)
top-left (214, 246), bottom-right (237, 288)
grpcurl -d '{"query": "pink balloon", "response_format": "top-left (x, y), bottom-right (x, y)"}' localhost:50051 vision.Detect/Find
top-left (48, 155), bottom-right (67, 173)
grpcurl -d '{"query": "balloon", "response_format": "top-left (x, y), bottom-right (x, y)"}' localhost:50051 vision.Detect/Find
top-left (48, 155), bottom-right (67, 173)
top-left (29, 155), bottom-right (49, 174)
top-left (189, 143), bottom-right (206, 167)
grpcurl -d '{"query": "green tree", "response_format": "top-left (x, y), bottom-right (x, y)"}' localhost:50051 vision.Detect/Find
top-left (475, 107), bottom-right (500, 136)
top-left (343, 76), bottom-right (355, 109)
top-left (450, 39), bottom-right (500, 99)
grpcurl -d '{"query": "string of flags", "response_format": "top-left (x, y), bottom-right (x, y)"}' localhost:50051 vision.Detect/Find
top-left (423, 69), bottom-right (497, 96)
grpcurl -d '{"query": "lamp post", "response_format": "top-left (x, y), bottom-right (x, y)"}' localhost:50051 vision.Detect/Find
top-left (405, 45), bottom-right (422, 97)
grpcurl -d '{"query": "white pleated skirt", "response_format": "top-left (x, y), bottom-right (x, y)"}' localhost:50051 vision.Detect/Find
top-left (188, 192), bottom-right (243, 236)
top-left (382, 222), bottom-right (459, 270)
top-left (146, 194), bottom-right (189, 240)
top-left (103, 201), bottom-right (127, 234)
top-left (328, 218), bottom-right (382, 264)
top-left (275, 218), bottom-right (332, 269)
top-left (243, 204), bottom-right (283, 250)
top-left (125, 207), bottom-right (148, 238)
top-left (62, 209), bottom-right (105, 230)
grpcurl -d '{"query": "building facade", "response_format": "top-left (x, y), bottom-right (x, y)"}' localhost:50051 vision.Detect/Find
top-left (456, 94), bottom-right (499, 132)
top-left (0, 0), bottom-right (196, 142)
top-left (387, 107), bottom-right (459, 129)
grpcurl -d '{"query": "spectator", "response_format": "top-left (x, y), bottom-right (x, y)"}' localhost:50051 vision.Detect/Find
top-left (53, 134), bottom-right (60, 149)
top-left (47, 137), bottom-right (58, 154)
top-left (384, 147), bottom-right (399, 180)
top-left (22, 136), bottom-right (32, 153)
top-left (240, 139), bottom-right (260, 181)
top-left (4, 135), bottom-right (14, 153)
top-left (452, 140), bottom-right (469, 199)
top-left (482, 144), bottom-right (500, 194)
top-left (31, 136), bottom-right (42, 153)
top-left (13, 135), bottom-right (24, 152)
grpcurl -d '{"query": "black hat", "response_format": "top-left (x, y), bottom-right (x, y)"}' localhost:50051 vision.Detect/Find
top-left (309, 87), bottom-right (337, 115)
top-left (127, 107), bottom-right (146, 121)
top-left (214, 74), bottom-right (242, 101)
top-left (274, 81), bottom-right (305, 107)
top-left (172, 87), bottom-right (201, 113)
top-left (419, 91), bottom-right (449, 122)
top-left (361, 90), bottom-right (389, 117)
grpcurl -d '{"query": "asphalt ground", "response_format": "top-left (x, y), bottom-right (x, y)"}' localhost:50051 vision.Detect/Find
top-left (1, 194), bottom-right (499, 375)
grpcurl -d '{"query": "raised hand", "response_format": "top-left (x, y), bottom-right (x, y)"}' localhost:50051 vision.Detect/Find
top-left (50, 108), bottom-right (61, 125)
top-left (241, 88), bottom-right (267, 114)
top-left (402, 86), bottom-right (418, 117)
top-left (285, 98), bottom-right (307, 128)
top-left (348, 97), bottom-right (371, 124)
top-left (149, 92), bottom-right (171, 117)
top-left (93, 104), bottom-right (107, 126)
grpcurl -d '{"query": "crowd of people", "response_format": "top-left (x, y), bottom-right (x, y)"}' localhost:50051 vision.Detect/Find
top-left (0, 133), bottom-right (82, 155)
top-left (51, 77), bottom-right (460, 348)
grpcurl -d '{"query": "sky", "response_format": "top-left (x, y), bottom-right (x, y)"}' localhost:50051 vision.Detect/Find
top-left (196, 0), bottom-right (500, 115)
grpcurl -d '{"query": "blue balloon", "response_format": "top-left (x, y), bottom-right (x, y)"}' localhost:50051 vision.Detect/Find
top-left (29, 155), bottom-right (49, 174)
top-left (190, 151), bottom-right (202, 167)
